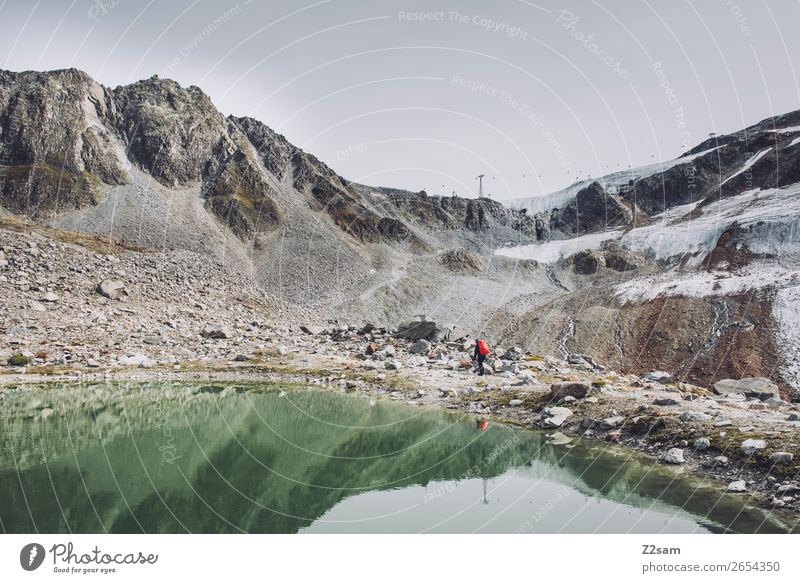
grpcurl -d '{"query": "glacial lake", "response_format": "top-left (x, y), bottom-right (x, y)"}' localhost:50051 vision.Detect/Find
top-left (0, 381), bottom-right (794, 534)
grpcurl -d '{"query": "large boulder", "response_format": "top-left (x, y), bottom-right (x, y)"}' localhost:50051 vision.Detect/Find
top-left (393, 319), bottom-right (444, 342)
top-left (97, 279), bottom-right (126, 300)
top-left (541, 407), bottom-right (573, 428)
top-left (409, 339), bottom-right (432, 354)
top-left (202, 323), bottom-right (234, 339)
top-left (740, 439), bottom-right (766, 455)
top-left (712, 377), bottom-right (779, 401)
top-left (550, 381), bottom-right (590, 400)
top-left (570, 250), bottom-right (606, 275)
top-left (438, 249), bottom-right (486, 273)
top-left (662, 448), bottom-right (685, 464)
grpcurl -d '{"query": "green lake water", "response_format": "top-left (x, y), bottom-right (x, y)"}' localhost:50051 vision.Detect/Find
top-left (0, 381), bottom-right (794, 534)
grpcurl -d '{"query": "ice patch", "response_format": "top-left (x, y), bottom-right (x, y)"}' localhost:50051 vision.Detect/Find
top-left (765, 125), bottom-right (800, 134)
top-left (615, 264), bottom-right (798, 304)
top-left (495, 229), bottom-right (623, 263)
top-left (774, 285), bottom-right (800, 392)
top-left (789, 136), bottom-right (800, 148)
top-left (621, 184), bottom-right (800, 262)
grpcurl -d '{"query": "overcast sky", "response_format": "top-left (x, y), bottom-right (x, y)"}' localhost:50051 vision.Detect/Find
top-left (1, 0), bottom-right (799, 200)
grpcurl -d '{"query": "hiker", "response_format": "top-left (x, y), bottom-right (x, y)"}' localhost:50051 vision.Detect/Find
top-left (472, 336), bottom-right (491, 376)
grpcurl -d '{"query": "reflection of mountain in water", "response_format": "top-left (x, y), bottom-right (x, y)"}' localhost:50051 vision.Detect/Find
top-left (0, 383), bottom-right (793, 533)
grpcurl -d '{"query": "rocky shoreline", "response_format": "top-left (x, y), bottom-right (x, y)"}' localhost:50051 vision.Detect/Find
top-left (2, 224), bottom-right (799, 518)
top-left (3, 334), bottom-right (799, 518)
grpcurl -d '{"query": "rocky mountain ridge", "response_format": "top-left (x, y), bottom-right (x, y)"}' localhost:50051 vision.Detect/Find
top-left (3, 67), bottom-right (800, 399)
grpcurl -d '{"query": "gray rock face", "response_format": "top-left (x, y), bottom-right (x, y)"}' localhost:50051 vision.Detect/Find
top-left (712, 377), bottom-right (779, 401)
top-left (97, 280), bottom-right (126, 300)
top-left (740, 439), bottom-right (767, 455)
top-left (662, 448), bottom-right (685, 464)
top-left (113, 76), bottom-right (228, 186)
top-left (0, 68), bottom-right (129, 217)
top-left (550, 381), bottom-right (589, 400)
top-left (551, 181), bottom-right (632, 235)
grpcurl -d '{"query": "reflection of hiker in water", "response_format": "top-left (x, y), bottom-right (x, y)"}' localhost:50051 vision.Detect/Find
top-left (472, 336), bottom-right (491, 375)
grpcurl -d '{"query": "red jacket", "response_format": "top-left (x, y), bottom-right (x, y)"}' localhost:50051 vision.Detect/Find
top-left (475, 339), bottom-right (491, 357)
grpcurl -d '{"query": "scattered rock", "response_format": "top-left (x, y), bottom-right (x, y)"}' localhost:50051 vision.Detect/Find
top-left (728, 480), bottom-right (747, 492)
top-left (29, 301), bottom-right (46, 312)
top-left (202, 323), bottom-right (234, 339)
top-left (41, 291), bottom-right (59, 302)
top-left (600, 416), bottom-right (624, 430)
top-left (504, 346), bottom-right (523, 361)
top-left (654, 397), bottom-right (680, 406)
top-left (662, 448), bottom-right (685, 464)
top-left (300, 324), bottom-right (325, 335)
top-left (581, 417), bottom-right (599, 429)
top-left (385, 360), bottom-right (402, 370)
top-left (119, 354), bottom-right (149, 366)
top-left (97, 279), bottom-right (126, 300)
top-left (409, 339), bottom-right (432, 355)
top-left (643, 371), bottom-right (675, 384)
top-left (740, 439), bottom-right (767, 455)
top-left (705, 455), bottom-right (728, 468)
top-left (680, 412), bottom-right (711, 422)
top-left (694, 437), bottom-right (710, 450)
top-left (541, 406), bottom-right (573, 428)
top-left (769, 452), bottom-right (794, 464)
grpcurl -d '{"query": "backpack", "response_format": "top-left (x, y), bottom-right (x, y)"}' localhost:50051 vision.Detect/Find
top-left (477, 339), bottom-right (491, 355)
